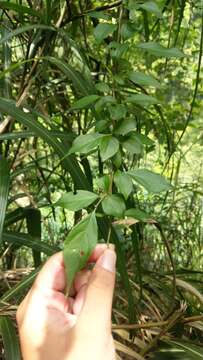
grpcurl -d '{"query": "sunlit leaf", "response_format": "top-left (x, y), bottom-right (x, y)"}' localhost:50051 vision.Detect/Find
top-left (114, 119), bottom-right (137, 136)
top-left (94, 23), bottom-right (117, 43)
top-left (70, 95), bottom-right (100, 110)
top-left (123, 134), bottom-right (143, 155)
top-left (128, 71), bottom-right (160, 88)
top-left (69, 133), bottom-right (104, 154)
top-left (125, 208), bottom-right (151, 221)
top-left (128, 169), bottom-right (171, 193)
top-left (114, 171), bottom-right (133, 200)
top-left (126, 93), bottom-right (159, 106)
top-left (99, 136), bottom-right (119, 162)
top-left (55, 190), bottom-right (99, 211)
top-left (102, 194), bottom-right (126, 218)
top-left (139, 1), bottom-right (163, 18)
top-left (137, 42), bottom-right (185, 58)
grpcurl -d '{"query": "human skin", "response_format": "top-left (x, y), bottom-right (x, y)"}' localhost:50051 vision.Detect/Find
top-left (16, 244), bottom-right (116, 360)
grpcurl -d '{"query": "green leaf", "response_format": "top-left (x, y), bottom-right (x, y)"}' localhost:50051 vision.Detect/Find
top-left (63, 212), bottom-right (98, 292)
top-left (156, 340), bottom-right (203, 360)
top-left (0, 97), bottom-right (91, 191)
top-left (139, 1), bottom-right (163, 18)
top-left (69, 133), bottom-right (104, 154)
top-left (137, 42), bottom-right (185, 58)
top-left (128, 169), bottom-right (171, 193)
top-left (102, 194), bottom-right (126, 218)
top-left (123, 134), bottom-right (143, 155)
top-left (0, 1), bottom-right (40, 17)
top-left (95, 82), bottom-right (110, 93)
top-left (94, 23), bottom-right (117, 44)
top-left (0, 25), bottom-right (55, 46)
top-left (126, 93), bottom-right (159, 106)
top-left (97, 175), bottom-right (110, 193)
top-left (134, 133), bottom-right (154, 146)
top-left (55, 190), bottom-right (99, 211)
top-left (0, 131), bottom-right (35, 141)
top-left (88, 11), bottom-right (111, 20)
top-left (114, 171), bottom-right (133, 200)
top-left (1, 268), bottom-right (39, 303)
top-left (167, 340), bottom-right (203, 359)
top-left (99, 136), bottom-right (119, 162)
top-left (0, 316), bottom-right (21, 360)
top-left (26, 209), bottom-right (42, 267)
top-left (108, 104), bottom-right (127, 120)
top-left (3, 232), bottom-right (59, 255)
top-left (128, 71), bottom-right (160, 88)
top-left (114, 118), bottom-right (137, 136)
top-left (0, 157), bottom-right (10, 244)
top-left (125, 208), bottom-right (151, 221)
top-left (121, 22), bottom-right (136, 40)
top-left (70, 95), bottom-right (100, 110)
top-left (46, 57), bottom-right (95, 97)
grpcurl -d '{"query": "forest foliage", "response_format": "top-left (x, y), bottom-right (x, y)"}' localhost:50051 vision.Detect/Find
top-left (0, 0), bottom-right (203, 359)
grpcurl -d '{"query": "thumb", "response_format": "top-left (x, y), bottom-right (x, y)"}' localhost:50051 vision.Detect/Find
top-left (77, 249), bottom-right (116, 333)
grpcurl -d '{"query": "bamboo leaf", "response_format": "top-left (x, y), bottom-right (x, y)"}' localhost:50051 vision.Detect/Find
top-left (0, 25), bottom-right (55, 45)
top-left (1, 269), bottom-right (39, 303)
top-left (0, 97), bottom-right (91, 190)
top-left (45, 56), bottom-right (94, 96)
top-left (2, 232), bottom-right (59, 255)
top-left (0, 157), bottom-right (10, 244)
top-left (0, 316), bottom-right (21, 360)
top-left (26, 208), bottom-right (42, 267)
top-left (0, 1), bottom-right (40, 17)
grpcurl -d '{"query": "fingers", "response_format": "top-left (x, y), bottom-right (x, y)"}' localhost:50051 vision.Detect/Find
top-left (77, 249), bottom-right (116, 333)
top-left (34, 252), bottom-right (66, 292)
top-left (73, 285), bottom-right (87, 315)
top-left (87, 244), bottom-right (107, 263)
top-left (33, 244), bottom-right (110, 293)
top-left (74, 269), bottom-right (91, 292)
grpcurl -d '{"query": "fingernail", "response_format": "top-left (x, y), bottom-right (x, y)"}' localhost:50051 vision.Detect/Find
top-left (97, 249), bottom-right (116, 273)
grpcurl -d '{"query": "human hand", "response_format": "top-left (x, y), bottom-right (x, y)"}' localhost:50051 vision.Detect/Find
top-left (16, 244), bottom-right (116, 360)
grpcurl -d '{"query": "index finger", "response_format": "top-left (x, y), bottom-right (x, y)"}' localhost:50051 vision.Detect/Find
top-left (34, 244), bottom-right (109, 292)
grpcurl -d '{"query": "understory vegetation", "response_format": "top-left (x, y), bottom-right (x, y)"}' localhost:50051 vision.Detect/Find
top-left (0, 0), bottom-right (203, 359)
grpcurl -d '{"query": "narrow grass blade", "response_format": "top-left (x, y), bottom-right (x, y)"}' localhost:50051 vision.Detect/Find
top-left (0, 316), bottom-right (21, 360)
top-left (0, 268), bottom-right (39, 303)
top-left (26, 208), bottom-right (42, 267)
top-left (0, 157), bottom-right (10, 244)
top-left (0, 1), bottom-right (41, 17)
top-left (2, 232), bottom-right (59, 256)
top-left (0, 97), bottom-right (91, 190)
